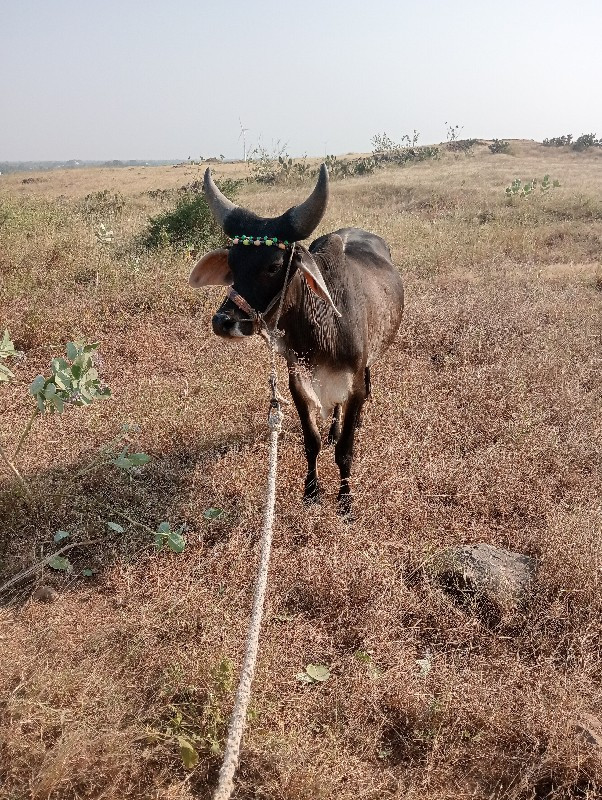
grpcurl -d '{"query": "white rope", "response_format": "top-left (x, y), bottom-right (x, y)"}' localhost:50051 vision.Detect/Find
top-left (212, 245), bottom-right (294, 800)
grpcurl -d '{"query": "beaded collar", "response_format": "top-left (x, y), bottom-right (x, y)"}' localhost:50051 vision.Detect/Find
top-left (228, 235), bottom-right (292, 250)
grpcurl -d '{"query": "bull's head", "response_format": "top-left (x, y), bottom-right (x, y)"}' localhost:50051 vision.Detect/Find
top-left (189, 164), bottom-right (339, 338)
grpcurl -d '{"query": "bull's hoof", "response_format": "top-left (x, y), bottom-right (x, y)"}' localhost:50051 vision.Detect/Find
top-left (337, 492), bottom-right (354, 521)
top-left (303, 478), bottom-right (321, 506)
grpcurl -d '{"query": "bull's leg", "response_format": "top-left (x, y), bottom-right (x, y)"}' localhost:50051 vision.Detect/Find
top-left (327, 404), bottom-right (342, 445)
top-left (289, 373), bottom-right (322, 504)
top-left (335, 380), bottom-right (369, 516)
top-left (355, 368), bottom-right (371, 430)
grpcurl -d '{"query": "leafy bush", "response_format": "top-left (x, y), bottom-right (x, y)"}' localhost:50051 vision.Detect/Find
top-left (543, 133), bottom-right (601, 151)
top-left (447, 138), bottom-right (478, 153)
top-left (489, 139), bottom-right (511, 155)
top-left (371, 132), bottom-right (439, 168)
top-left (543, 134), bottom-right (573, 147)
top-left (244, 131), bottom-right (439, 186)
top-left (248, 144), bottom-right (314, 185)
top-left (572, 133), bottom-right (601, 151)
top-left (140, 180), bottom-right (239, 251)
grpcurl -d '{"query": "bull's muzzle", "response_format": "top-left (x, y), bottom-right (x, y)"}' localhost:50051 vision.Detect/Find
top-left (211, 312), bottom-right (254, 339)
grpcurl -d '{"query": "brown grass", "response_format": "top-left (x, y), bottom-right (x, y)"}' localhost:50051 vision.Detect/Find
top-left (1, 140), bottom-right (601, 800)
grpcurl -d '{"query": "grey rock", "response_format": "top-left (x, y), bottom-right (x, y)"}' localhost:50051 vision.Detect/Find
top-left (427, 542), bottom-right (536, 621)
top-left (31, 585), bottom-right (59, 603)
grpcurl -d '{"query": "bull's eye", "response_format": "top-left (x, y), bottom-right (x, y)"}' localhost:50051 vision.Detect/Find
top-left (266, 262), bottom-right (281, 276)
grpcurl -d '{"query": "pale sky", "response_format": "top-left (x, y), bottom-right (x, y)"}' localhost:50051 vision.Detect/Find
top-left (2, 0), bottom-right (601, 161)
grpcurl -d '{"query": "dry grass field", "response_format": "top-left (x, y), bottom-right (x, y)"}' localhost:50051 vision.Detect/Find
top-left (1, 140), bottom-right (601, 800)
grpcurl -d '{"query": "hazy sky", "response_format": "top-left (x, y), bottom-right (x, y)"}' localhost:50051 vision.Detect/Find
top-left (2, 0), bottom-right (601, 161)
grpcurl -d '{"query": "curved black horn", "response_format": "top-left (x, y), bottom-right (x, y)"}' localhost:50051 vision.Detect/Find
top-left (203, 168), bottom-right (238, 229)
top-left (286, 164), bottom-right (329, 240)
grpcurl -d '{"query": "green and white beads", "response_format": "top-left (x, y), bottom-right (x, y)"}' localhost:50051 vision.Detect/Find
top-left (229, 235), bottom-right (291, 249)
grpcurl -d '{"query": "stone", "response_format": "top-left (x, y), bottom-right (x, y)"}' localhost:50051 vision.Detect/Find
top-left (32, 585), bottom-right (58, 603)
top-left (427, 542), bottom-right (536, 621)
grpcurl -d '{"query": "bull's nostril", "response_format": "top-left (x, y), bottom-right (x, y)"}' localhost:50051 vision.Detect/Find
top-left (212, 312), bottom-right (236, 334)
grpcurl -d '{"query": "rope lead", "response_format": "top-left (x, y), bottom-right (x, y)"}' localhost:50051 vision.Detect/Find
top-left (212, 245), bottom-right (295, 800)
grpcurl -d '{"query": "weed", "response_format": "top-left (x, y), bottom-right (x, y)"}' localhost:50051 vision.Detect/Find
top-left (150, 657), bottom-right (234, 769)
top-left (445, 123), bottom-right (477, 154)
top-left (81, 189), bottom-right (125, 219)
top-left (154, 520), bottom-right (186, 553)
top-left (505, 175), bottom-right (560, 199)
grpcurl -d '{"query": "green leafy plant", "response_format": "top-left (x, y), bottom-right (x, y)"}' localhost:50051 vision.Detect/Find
top-left (154, 521), bottom-right (186, 553)
top-left (505, 175), bottom-right (560, 199)
top-left (111, 449), bottom-right (150, 471)
top-left (149, 657), bottom-right (234, 768)
top-left (28, 341), bottom-right (110, 416)
top-left (0, 337), bottom-right (112, 496)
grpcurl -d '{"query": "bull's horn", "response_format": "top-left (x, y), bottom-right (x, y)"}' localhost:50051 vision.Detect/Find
top-left (203, 168), bottom-right (238, 229)
top-left (287, 164), bottom-right (329, 240)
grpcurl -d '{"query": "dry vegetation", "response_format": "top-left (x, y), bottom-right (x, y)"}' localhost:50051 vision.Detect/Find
top-left (1, 140), bottom-right (601, 799)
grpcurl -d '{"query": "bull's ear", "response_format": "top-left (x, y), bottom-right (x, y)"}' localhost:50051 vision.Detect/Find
top-left (296, 249), bottom-right (342, 317)
top-left (189, 248), bottom-right (233, 288)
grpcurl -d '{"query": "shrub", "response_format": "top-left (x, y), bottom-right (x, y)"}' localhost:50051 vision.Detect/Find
top-left (447, 139), bottom-right (478, 154)
top-left (543, 133), bottom-right (601, 151)
top-left (543, 134), bottom-right (573, 147)
top-left (572, 133), bottom-right (601, 151)
top-left (81, 189), bottom-right (125, 218)
top-left (140, 180), bottom-right (239, 251)
top-left (489, 139), bottom-right (511, 155)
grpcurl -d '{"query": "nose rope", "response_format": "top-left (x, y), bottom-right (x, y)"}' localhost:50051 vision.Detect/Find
top-left (212, 243), bottom-right (295, 800)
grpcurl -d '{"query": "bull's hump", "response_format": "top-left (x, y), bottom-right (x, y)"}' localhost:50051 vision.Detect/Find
top-left (312, 227), bottom-right (392, 264)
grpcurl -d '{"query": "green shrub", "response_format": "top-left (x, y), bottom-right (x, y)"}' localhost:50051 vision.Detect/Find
top-left (447, 138), bottom-right (479, 153)
top-left (543, 134), bottom-right (573, 147)
top-left (572, 133), bottom-right (601, 151)
top-left (140, 180), bottom-right (239, 251)
top-left (489, 139), bottom-right (511, 155)
top-left (543, 133), bottom-right (601, 151)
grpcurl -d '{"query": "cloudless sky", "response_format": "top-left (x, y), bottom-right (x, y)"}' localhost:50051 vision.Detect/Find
top-left (1, 0), bottom-right (601, 160)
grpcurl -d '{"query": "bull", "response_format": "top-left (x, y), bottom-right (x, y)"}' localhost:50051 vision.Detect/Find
top-left (189, 165), bottom-right (404, 515)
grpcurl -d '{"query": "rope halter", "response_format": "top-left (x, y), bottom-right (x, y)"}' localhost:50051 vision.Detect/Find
top-left (224, 242), bottom-right (296, 337)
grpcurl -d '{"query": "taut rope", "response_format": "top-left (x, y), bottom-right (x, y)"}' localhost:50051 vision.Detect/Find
top-left (212, 245), bottom-right (295, 800)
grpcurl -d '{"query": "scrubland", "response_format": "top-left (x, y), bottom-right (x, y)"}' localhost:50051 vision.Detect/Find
top-left (0, 140), bottom-right (601, 799)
